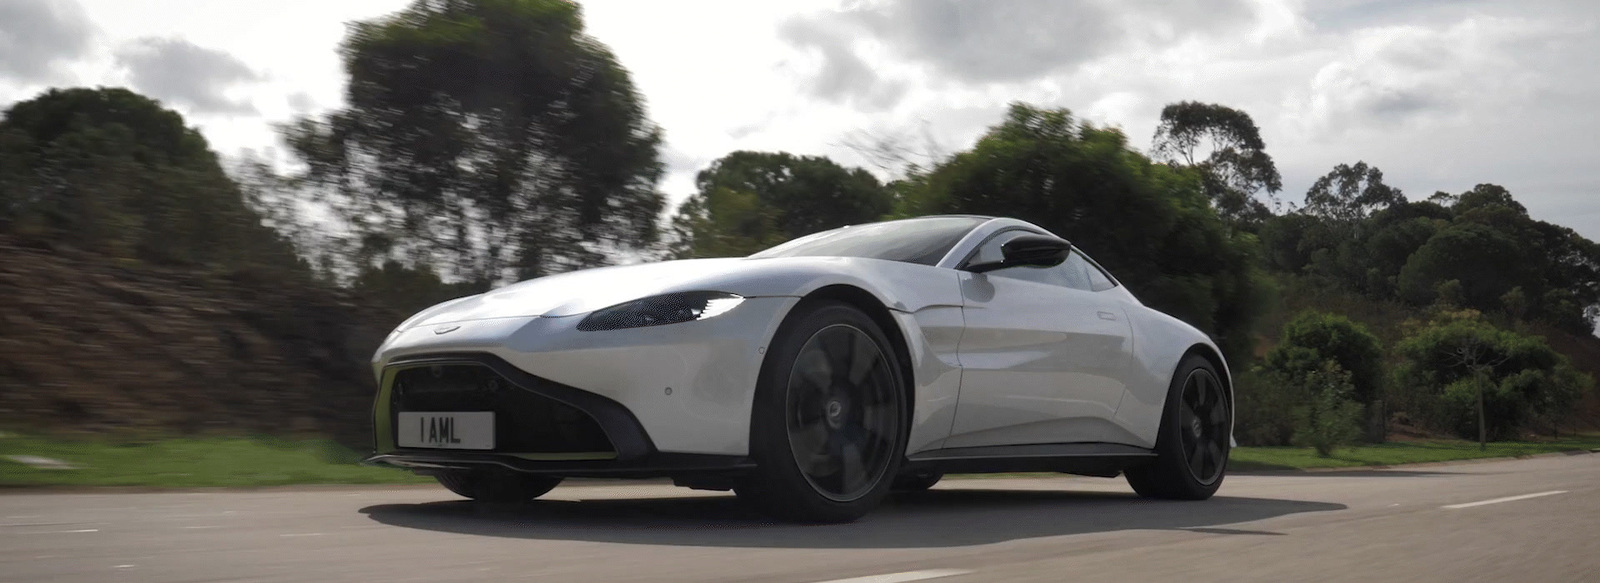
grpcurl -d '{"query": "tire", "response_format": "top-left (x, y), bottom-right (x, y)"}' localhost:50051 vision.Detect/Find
top-left (435, 470), bottom-right (562, 503)
top-left (1125, 355), bottom-right (1231, 500)
top-left (736, 300), bottom-right (908, 523)
top-left (891, 470), bottom-right (943, 493)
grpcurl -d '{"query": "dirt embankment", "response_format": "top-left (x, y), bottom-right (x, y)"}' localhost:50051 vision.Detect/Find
top-left (0, 239), bottom-right (403, 447)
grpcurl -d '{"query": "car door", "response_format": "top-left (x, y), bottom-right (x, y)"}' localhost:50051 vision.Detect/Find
top-left (944, 229), bottom-right (1138, 448)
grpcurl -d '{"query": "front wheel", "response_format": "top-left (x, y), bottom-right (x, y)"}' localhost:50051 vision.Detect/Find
top-left (436, 471), bottom-right (562, 503)
top-left (736, 301), bottom-right (907, 523)
top-left (892, 470), bottom-right (943, 493)
top-left (1124, 355), bottom-right (1230, 500)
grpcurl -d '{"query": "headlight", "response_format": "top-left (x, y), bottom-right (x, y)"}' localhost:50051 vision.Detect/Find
top-left (577, 291), bottom-right (746, 331)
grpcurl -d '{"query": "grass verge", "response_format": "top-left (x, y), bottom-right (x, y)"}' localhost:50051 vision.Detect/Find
top-left (1228, 435), bottom-right (1600, 471)
top-left (0, 433), bottom-right (429, 488)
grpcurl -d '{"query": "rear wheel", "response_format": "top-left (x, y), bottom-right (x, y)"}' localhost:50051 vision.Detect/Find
top-left (736, 301), bottom-right (907, 523)
top-left (1125, 355), bottom-right (1230, 500)
top-left (436, 471), bottom-right (562, 503)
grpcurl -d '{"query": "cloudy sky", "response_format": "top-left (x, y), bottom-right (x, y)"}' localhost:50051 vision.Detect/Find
top-left (2, 0), bottom-right (1597, 239)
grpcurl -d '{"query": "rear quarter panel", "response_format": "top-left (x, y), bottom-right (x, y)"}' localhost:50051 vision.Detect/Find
top-left (1114, 306), bottom-right (1230, 447)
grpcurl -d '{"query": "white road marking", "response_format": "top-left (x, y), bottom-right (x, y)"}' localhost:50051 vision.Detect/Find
top-left (182, 526), bottom-right (220, 530)
top-left (279, 532), bottom-right (327, 537)
top-left (812, 569), bottom-right (973, 583)
top-left (1442, 490), bottom-right (1568, 510)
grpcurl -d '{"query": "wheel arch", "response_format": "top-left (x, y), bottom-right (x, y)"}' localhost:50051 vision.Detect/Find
top-left (796, 284), bottom-right (918, 427)
top-left (1180, 342), bottom-right (1234, 422)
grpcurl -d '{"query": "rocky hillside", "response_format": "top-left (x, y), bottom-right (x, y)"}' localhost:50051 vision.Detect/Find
top-left (0, 238), bottom-right (404, 447)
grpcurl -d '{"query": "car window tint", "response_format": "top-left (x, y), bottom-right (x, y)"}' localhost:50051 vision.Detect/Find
top-left (1082, 253), bottom-right (1118, 291)
top-left (1057, 252), bottom-right (1098, 291)
top-left (751, 216), bottom-right (987, 266)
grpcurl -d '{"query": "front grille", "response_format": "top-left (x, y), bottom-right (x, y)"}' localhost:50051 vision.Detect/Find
top-left (389, 364), bottom-right (615, 454)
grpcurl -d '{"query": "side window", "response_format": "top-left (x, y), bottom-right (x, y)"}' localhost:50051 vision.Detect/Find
top-left (971, 230), bottom-right (1092, 291)
top-left (1082, 254), bottom-right (1117, 292)
top-left (968, 230), bottom-right (1019, 266)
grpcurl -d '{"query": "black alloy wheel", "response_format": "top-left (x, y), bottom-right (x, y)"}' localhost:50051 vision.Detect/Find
top-left (738, 300), bottom-right (908, 523)
top-left (785, 324), bottom-right (901, 502)
top-left (1177, 367), bottom-right (1230, 485)
top-left (1125, 355), bottom-right (1230, 500)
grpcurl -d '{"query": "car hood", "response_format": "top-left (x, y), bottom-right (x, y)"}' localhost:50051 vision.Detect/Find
top-left (401, 257), bottom-right (759, 328)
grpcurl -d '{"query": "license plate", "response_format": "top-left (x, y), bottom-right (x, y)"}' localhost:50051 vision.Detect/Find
top-left (397, 412), bottom-right (495, 450)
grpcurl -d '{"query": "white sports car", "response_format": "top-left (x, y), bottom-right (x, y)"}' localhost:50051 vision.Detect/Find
top-left (364, 216), bottom-right (1233, 522)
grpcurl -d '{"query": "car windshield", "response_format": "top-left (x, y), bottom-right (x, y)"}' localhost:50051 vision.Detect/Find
top-left (749, 216), bottom-right (987, 266)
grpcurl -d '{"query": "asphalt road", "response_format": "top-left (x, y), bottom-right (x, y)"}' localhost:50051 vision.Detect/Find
top-left (2, 453), bottom-right (1597, 583)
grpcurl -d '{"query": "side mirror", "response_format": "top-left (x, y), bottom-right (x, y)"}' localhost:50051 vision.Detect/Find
top-left (966, 234), bottom-right (1072, 273)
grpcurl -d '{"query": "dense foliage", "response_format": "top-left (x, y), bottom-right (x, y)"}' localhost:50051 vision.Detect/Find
top-left (670, 151), bottom-right (891, 258)
top-left (1393, 316), bottom-right (1590, 440)
top-left (1233, 368), bottom-right (1306, 447)
top-left (898, 104), bottom-right (1267, 361)
top-left (0, 88), bottom-right (304, 274)
top-left (1264, 312), bottom-right (1385, 405)
top-left (1262, 179), bottom-right (1600, 334)
top-left (282, 0), bottom-right (665, 284)
top-left (1291, 362), bottom-right (1366, 457)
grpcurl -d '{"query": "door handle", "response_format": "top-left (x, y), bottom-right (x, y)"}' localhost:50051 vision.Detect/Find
top-left (1097, 311), bottom-right (1118, 321)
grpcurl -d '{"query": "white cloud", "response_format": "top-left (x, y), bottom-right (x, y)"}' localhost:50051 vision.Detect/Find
top-left (1282, 17), bottom-right (1564, 142)
top-left (115, 37), bottom-right (263, 115)
top-left (0, 0), bottom-right (94, 85)
top-left (7, 0), bottom-right (1596, 242)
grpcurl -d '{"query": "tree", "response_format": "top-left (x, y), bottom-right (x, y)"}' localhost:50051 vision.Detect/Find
top-left (282, 0), bottom-right (665, 284)
top-left (1440, 332), bottom-right (1511, 450)
top-left (1397, 223), bottom-right (1531, 310)
top-left (1446, 185), bottom-right (1600, 332)
top-left (352, 260), bottom-right (482, 316)
top-left (836, 122), bottom-right (947, 180)
top-left (1151, 101), bottom-right (1282, 228)
top-left (1264, 311), bottom-right (1385, 406)
top-left (1303, 162), bottom-right (1405, 223)
top-left (900, 103), bottom-right (1266, 361)
top-left (670, 151), bottom-right (891, 258)
top-left (1258, 213), bottom-right (1350, 275)
top-left (1292, 362), bottom-right (1366, 457)
top-left (1264, 180), bottom-right (1598, 333)
top-left (1394, 317), bottom-right (1592, 441)
top-left (1358, 202), bottom-right (1451, 289)
top-left (0, 87), bottom-right (304, 274)
top-left (1452, 183), bottom-right (1527, 215)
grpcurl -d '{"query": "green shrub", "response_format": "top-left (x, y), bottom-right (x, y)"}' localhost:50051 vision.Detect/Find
top-left (1394, 317), bottom-right (1592, 440)
top-left (1233, 368), bottom-right (1308, 446)
top-left (1265, 311), bottom-right (1385, 405)
top-left (1291, 362), bottom-right (1365, 457)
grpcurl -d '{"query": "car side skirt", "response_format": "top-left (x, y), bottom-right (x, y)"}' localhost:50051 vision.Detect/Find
top-left (902, 443), bottom-right (1157, 477)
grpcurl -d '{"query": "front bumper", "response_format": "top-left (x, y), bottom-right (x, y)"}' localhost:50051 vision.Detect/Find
top-left (363, 352), bottom-right (753, 478)
top-left (369, 296), bottom-right (797, 456)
